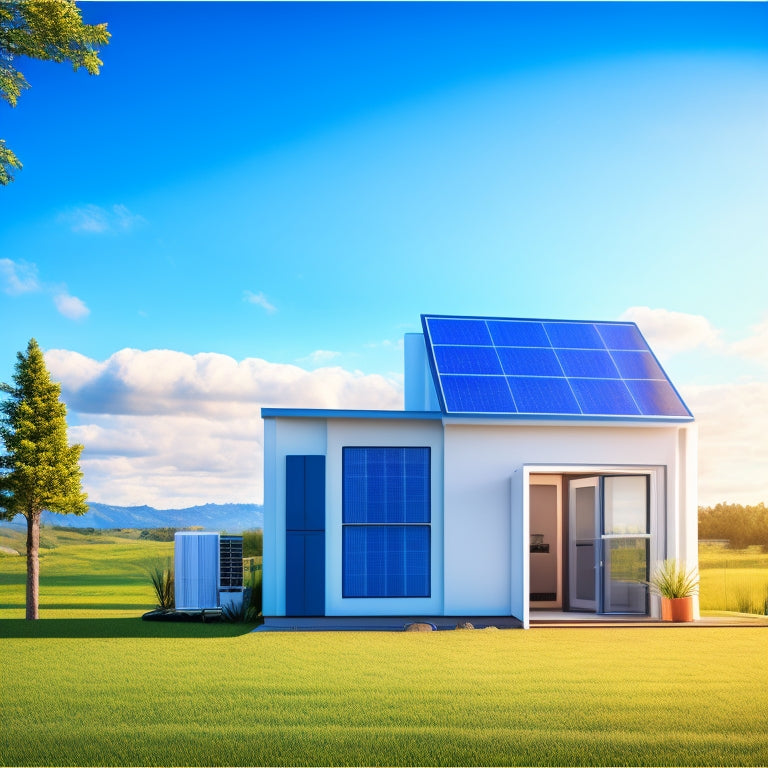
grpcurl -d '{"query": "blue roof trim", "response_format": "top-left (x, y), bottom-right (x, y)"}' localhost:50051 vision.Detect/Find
top-left (261, 407), bottom-right (691, 425)
top-left (421, 314), bottom-right (694, 423)
top-left (261, 408), bottom-right (443, 420)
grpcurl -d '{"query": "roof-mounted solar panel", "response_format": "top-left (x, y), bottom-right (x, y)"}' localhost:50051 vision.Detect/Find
top-left (421, 314), bottom-right (693, 421)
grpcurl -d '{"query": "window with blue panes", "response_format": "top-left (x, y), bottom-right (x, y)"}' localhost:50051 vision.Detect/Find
top-left (342, 447), bottom-right (430, 598)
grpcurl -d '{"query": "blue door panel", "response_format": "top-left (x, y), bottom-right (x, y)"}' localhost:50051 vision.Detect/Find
top-left (285, 455), bottom-right (326, 616)
top-left (286, 456), bottom-right (306, 531)
top-left (304, 455), bottom-right (326, 531)
top-left (304, 531), bottom-right (325, 616)
top-left (285, 532), bottom-right (305, 615)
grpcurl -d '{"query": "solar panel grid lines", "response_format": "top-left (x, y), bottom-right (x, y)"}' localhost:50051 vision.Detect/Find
top-left (420, 314), bottom-right (693, 420)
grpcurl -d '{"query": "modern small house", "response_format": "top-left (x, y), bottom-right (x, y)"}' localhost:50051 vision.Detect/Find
top-left (262, 314), bottom-right (697, 628)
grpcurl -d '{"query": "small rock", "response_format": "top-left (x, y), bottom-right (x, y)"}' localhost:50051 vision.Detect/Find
top-left (404, 622), bottom-right (435, 632)
top-left (455, 621), bottom-right (475, 630)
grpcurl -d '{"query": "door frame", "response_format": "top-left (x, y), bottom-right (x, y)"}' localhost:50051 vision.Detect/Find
top-left (519, 464), bottom-right (666, 627)
top-left (529, 474), bottom-right (563, 609)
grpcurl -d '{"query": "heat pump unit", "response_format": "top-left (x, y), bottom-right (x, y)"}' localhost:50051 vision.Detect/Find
top-left (174, 532), bottom-right (244, 611)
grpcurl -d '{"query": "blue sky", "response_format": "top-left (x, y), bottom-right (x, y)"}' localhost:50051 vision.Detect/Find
top-left (1, 2), bottom-right (766, 508)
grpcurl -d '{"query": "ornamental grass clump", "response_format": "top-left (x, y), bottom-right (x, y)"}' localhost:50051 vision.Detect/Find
top-left (148, 560), bottom-right (174, 609)
top-left (649, 559), bottom-right (699, 598)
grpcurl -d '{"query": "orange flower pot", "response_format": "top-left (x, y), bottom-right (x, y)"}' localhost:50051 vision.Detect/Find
top-left (661, 596), bottom-right (694, 622)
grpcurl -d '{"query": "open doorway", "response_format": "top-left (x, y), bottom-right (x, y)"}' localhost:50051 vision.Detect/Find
top-left (529, 472), bottom-right (651, 615)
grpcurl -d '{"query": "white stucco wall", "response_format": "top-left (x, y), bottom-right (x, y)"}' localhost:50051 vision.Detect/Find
top-left (441, 421), bottom-right (697, 619)
top-left (262, 418), bottom-right (327, 616)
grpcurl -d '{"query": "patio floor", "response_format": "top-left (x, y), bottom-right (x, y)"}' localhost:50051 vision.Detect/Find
top-left (255, 612), bottom-right (768, 631)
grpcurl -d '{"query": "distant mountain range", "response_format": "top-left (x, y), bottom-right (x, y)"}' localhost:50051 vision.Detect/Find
top-left (2, 502), bottom-right (263, 532)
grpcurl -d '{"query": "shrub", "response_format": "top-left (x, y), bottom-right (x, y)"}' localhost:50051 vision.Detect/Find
top-left (242, 529), bottom-right (263, 558)
top-left (648, 560), bottom-right (699, 598)
top-left (148, 560), bottom-right (174, 609)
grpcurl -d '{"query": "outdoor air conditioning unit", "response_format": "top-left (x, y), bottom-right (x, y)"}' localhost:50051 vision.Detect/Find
top-left (174, 532), bottom-right (244, 611)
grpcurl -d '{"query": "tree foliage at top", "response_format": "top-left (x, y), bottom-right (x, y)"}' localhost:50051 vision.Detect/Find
top-left (0, 0), bottom-right (109, 184)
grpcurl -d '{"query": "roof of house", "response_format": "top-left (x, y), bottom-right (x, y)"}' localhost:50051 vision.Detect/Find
top-left (421, 314), bottom-right (693, 422)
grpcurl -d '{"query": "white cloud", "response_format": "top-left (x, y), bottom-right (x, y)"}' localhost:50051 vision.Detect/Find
top-left (682, 381), bottom-right (768, 506)
top-left (46, 348), bottom-right (402, 507)
top-left (53, 292), bottom-right (90, 320)
top-left (59, 204), bottom-right (145, 234)
top-left (619, 306), bottom-right (722, 359)
top-left (298, 349), bottom-right (341, 366)
top-left (0, 258), bottom-right (40, 295)
top-left (243, 290), bottom-right (277, 313)
top-left (0, 258), bottom-right (89, 321)
top-left (730, 316), bottom-right (768, 368)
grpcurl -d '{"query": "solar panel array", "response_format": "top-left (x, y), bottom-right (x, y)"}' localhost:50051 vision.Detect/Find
top-left (421, 315), bottom-right (692, 419)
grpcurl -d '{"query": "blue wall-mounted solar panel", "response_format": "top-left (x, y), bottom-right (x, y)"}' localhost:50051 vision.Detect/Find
top-left (421, 315), bottom-right (693, 421)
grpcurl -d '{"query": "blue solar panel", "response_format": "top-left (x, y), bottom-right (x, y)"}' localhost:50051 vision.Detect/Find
top-left (421, 314), bottom-right (692, 420)
top-left (625, 379), bottom-right (691, 418)
top-left (594, 323), bottom-right (647, 350)
top-left (556, 349), bottom-right (621, 379)
top-left (543, 322), bottom-right (605, 349)
top-left (488, 319), bottom-right (550, 348)
top-left (611, 350), bottom-right (665, 380)
top-left (497, 347), bottom-right (562, 377)
top-left (427, 317), bottom-right (492, 346)
top-left (441, 374), bottom-right (516, 413)
top-left (570, 378), bottom-right (641, 416)
top-left (507, 377), bottom-right (581, 414)
top-left (433, 345), bottom-right (503, 375)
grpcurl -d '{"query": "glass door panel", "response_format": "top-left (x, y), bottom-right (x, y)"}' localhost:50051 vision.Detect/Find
top-left (603, 476), bottom-right (649, 534)
top-left (603, 537), bottom-right (648, 613)
top-left (569, 478), bottom-right (599, 611)
top-left (601, 475), bottom-right (649, 614)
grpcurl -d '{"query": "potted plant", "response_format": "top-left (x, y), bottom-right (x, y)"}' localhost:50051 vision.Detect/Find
top-left (648, 559), bottom-right (699, 622)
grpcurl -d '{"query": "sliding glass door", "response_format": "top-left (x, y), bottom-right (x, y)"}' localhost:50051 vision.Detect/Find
top-left (569, 475), bottom-right (650, 614)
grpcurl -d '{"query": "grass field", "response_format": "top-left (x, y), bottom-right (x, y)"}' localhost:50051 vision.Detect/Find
top-left (0, 525), bottom-right (173, 618)
top-left (698, 543), bottom-right (768, 615)
top-left (1, 527), bottom-right (767, 766)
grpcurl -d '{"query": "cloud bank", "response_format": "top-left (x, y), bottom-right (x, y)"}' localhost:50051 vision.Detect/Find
top-left (46, 348), bottom-right (401, 507)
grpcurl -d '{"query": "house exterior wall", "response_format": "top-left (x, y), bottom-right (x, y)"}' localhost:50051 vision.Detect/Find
top-left (441, 421), bottom-right (698, 622)
top-left (263, 413), bottom-right (697, 622)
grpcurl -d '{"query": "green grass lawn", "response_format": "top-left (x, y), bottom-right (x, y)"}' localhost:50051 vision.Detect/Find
top-left (1, 529), bottom-right (767, 766)
top-left (2, 624), bottom-right (767, 766)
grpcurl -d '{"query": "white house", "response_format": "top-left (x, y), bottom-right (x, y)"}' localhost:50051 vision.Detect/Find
top-left (262, 314), bottom-right (697, 628)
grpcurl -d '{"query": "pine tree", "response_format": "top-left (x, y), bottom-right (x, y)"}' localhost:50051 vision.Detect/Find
top-left (0, 339), bottom-right (87, 619)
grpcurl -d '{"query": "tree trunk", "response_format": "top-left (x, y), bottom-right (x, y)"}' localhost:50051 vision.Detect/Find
top-left (26, 511), bottom-right (40, 620)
